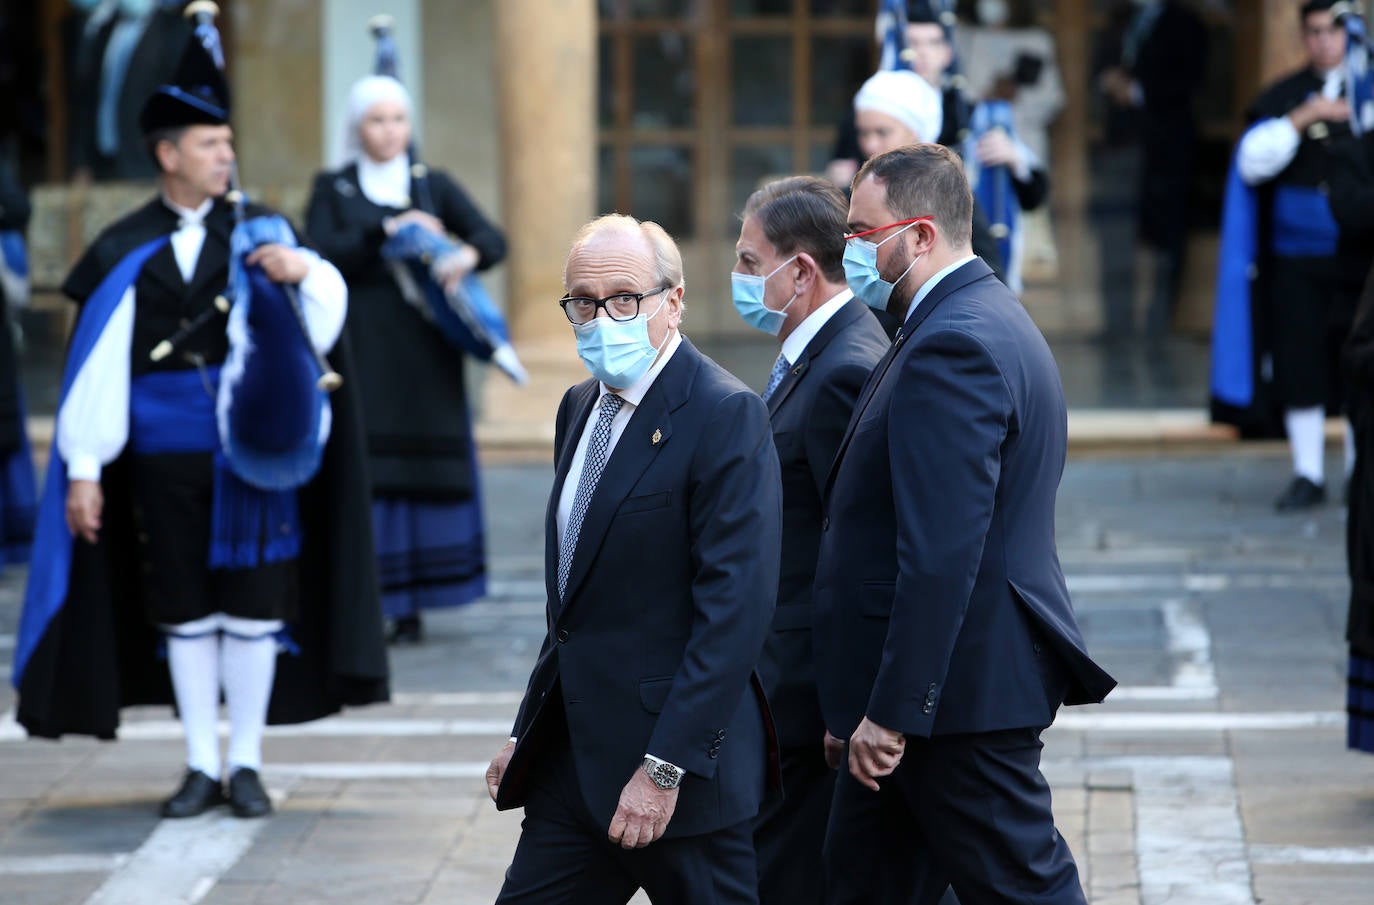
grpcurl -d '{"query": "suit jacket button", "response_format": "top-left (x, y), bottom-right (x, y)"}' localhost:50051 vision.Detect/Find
top-left (922, 704), bottom-right (933, 715)
top-left (708, 748), bottom-right (719, 759)
top-left (556, 629), bottom-right (570, 643)
top-left (821, 517), bottom-right (830, 531)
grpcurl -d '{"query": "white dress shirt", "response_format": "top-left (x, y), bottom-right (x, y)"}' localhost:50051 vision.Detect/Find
top-left (780, 288), bottom-right (853, 366)
top-left (905, 255), bottom-right (979, 325)
top-left (57, 198), bottom-right (349, 483)
top-left (556, 330), bottom-right (682, 546)
top-left (1237, 67), bottom-right (1344, 187)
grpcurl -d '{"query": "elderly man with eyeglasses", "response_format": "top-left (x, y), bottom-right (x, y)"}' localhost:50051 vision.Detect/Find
top-left (485, 213), bottom-right (783, 905)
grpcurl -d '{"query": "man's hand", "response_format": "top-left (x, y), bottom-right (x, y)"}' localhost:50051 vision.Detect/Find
top-left (823, 731), bottom-right (846, 770)
top-left (385, 209), bottom-right (447, 238)
top-left (485, 740), bottom-right (515, 803)
top-left (65, 479), bottom-right (103, 544)
top-left (245, 244), bottom-right (311, 284)
top-left (848, 716), bottom-right (905, 792)
top-left (607, 768), bottom-right (679, 849)
top-left (1289, 95), bottom-right (1350, 133)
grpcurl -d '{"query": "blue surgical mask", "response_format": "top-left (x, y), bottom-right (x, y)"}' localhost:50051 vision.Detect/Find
top-left (730, 255), bottom-right (798, 336)
top-left (843, 223), bottom-right (922, 313)
top-left (572, 293), bottom-right (672, 388)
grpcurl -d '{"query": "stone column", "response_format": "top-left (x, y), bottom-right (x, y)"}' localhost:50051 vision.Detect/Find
top-left (227, 0), bottom-right (323, 218)
top-left (1259, 0), bottom-right (1309, 86)
top-left (479, 0), bottom-right (595, 458)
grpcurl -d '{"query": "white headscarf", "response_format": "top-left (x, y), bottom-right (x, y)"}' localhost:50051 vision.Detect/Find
top-left (853, 69), bottom-right (944, 144)
top-left (341, 75), bottom-right (414, 208)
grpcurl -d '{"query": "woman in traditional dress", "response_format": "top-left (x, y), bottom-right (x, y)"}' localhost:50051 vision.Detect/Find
top-left (305, 75), bottom-right (506, 644)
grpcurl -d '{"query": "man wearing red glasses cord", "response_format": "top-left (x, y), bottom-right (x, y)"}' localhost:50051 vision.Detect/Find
top-left (812, 143), bottom-right (1117, 904)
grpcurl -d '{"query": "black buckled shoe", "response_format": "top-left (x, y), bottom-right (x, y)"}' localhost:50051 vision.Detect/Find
top-left (160, 769), bottom-right (225, 819)
top-left (227, 767), bottom-right (273, 818)
top-left (1275, 476), bottom-right (1327, 512)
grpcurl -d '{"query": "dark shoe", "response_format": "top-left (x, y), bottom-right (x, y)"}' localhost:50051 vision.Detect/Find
top-left (387, 614), bottom-right (423, 645)
top-left (160, 769), bottom-right (225, 818)
top-left (1275, 476), bottom-right (1327, 512)
top-left (226, 767), bottom-right (272, 818)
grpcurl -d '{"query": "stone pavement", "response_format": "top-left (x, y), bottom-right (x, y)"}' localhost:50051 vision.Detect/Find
top-left (1, 449), bottom-right (1372, 904)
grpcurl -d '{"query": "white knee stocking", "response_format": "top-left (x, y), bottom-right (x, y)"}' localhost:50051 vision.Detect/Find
top-left (165, 632), bottom-right (222, 779)
top-left (220, 620), bottom-right (281, 773)
top-left (1285, 406), bottom-right (1326, 485)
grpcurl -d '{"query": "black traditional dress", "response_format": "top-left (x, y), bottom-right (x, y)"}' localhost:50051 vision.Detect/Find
top-left (304, 156), bottom-right (507, 620)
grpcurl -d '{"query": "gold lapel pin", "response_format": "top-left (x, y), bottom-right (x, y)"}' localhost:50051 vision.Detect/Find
top-left (651, 429), bottom-right (662, 446)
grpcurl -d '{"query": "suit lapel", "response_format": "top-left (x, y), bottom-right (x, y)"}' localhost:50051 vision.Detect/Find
top-left (766, 353), bottom-right (808, 416)
top-left (767, 299), bottom-right (868, 417)
top-left (821, 260), bottom-right (995, 498)
top-left (557, 340), bottom-right (697, 613)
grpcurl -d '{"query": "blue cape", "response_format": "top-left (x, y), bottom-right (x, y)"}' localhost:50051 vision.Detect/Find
top-left (12, 235), bottom-right (169, 688)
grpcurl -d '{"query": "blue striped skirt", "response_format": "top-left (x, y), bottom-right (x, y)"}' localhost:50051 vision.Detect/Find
top-left (372, 496), bottom-right (486, 619)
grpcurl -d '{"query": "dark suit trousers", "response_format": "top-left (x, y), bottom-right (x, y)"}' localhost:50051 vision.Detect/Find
top-left (823, 727), bottom-right (1085, 905)
top-left (753, 745), bottom-right (836, 905)
top-left (497, 717), bottom-right (759, 905)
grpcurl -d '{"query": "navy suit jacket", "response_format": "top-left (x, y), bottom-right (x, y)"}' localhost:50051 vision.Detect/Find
top-left (496, 337), bottom-right (783, 839)
top-left (813, 259), bottom-right (1116, 740)
top-left (759, 299), bottom-right (888, 749)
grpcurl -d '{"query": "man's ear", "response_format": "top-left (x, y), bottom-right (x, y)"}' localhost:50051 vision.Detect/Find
top-left (792, 253), bottom-right (818, 294)
top-left (154, 139), bottom-right (178, 174)
top-left (910, 219), bottom-right (939, 255)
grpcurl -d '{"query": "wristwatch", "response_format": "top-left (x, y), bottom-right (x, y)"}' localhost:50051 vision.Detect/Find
top-left (641, 756), bottom-right (685, 790)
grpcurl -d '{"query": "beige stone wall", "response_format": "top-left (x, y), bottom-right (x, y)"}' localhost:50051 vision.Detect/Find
top-left (227, 0), bottom-right (323, 218)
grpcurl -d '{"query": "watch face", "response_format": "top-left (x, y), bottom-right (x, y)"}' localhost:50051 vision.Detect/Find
top-left (647, 761), bottom-right (681, 789)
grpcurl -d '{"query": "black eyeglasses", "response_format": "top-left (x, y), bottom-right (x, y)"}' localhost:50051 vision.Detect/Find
top-left (558, 286), bottom-right (669, 325)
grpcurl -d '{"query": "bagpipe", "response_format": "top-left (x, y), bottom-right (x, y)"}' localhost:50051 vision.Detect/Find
top-left (155, 1), bottom-right (339, 491)
top-left (369, 15), bottom-right (528, 386)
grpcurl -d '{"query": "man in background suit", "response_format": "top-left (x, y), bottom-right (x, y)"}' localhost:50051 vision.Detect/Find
top-left (814, 144), bottom-right (1117, 904)
top-left (486, 214), bottom-right (782, 905)
top-left (730, 176), bottom-right (888, 905)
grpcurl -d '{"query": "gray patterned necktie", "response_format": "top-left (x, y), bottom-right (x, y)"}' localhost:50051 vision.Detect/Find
top-left (762, 353), bottom-right (791, 402)
top-left (558, 393), bottom-right (624, 599)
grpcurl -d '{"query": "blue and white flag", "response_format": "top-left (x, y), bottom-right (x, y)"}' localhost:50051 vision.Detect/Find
top-left (877, 0), bottom-right (911, 72)
top-left (1342, 8), bottom-right (1374, 134)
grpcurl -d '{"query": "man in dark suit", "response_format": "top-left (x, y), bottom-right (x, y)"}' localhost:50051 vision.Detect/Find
top-left (486, 214), bottom-right (783, 904)
top-left (730, 176), bottom-right (887, 905)
top-left (815, 144), bottom-right (1117, 904)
